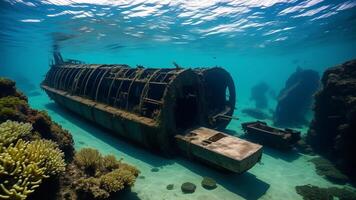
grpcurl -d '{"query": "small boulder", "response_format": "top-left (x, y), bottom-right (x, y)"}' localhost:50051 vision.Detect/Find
top-left (181, 182), bottom-right (196, 194)
top-left (166, 184), bottom-right (174, 190)
top-left (201, 177), bottom-right (217, 190)
top-left (151, 167), bottom-right (159, 172)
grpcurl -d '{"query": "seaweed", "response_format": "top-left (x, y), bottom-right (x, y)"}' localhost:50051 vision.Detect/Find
top-left (309, 157), bottom-right (349, 184)
top-left (295, 184), bottom-right (356, 200)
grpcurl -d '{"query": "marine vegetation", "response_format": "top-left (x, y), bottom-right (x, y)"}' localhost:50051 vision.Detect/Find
top-left (73, 148), bottom-right (140, 200)
top-left (0, 96), bottom-right (28, 122)
top-left (295, 184), bottom-right (356, 200)
top-left (309, 157), bottom-right (349, 184)
top-left (0, 120), bottom-right (66, 200)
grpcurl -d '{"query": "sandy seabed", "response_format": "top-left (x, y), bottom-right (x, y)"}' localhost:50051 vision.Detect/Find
top-left (28, 90), bottom-right (354, 200)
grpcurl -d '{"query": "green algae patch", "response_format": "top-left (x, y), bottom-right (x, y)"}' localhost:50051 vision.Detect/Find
top-left (310, 157), bottom-right (349, 184)
top-left (295, 184), bottom-right (356, 200)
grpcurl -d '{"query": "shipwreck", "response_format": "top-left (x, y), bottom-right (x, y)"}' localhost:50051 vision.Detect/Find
top-left (41, 52), bottom-right (262, 173)
top-left (242, 121), bottom-right (301, 150)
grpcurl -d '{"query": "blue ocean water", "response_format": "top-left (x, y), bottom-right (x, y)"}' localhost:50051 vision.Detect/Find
top-left (1, 0), bottom-right (356, 199)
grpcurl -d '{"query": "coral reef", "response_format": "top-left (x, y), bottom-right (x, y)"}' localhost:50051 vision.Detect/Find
top-left (0, 77), bottom-right (139, 200)
top-left (274, 68), bottom-right (319, 127)
top-left (0, 78), bottom-right (74, 160)
top-left (74, 148), bottom-right (103, 176)
top-left (250, 82), bottom-right (270, 109)
top-left (295, 184), bottom-right (356, 200)
top-left (0, 96), bottom-right (29, 122)
top-left (307, 59), bottom-right (356, 181)
top-left (0, 120), bottom-right (32, 147)
top-left (0, 139), bottom-right (65, 200)
top-left (72, 148), bottom-right (140, 200)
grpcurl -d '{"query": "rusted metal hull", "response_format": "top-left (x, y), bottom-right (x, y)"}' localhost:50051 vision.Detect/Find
top-left (242, 121), bottom-right (301, 150)
top-left (42, 57), bottom-right (262, 173)
top-left (42, 85), bottom-right (169, 151)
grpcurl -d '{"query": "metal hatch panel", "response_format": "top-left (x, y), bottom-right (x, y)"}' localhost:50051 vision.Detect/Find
top-left (175, 127), bottom-right (262, 173)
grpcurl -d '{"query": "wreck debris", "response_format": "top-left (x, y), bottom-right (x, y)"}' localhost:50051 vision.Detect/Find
top-left (175, 127), bottom-right (262, 173)
top-left (242, 121), bottom-right (301, 150)
top-left (41, 53), bottom-right (261, 173)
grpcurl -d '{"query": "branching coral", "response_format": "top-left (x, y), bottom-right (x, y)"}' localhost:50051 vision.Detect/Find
top-left (0, 120), bottom-right (32, 148)
top-left (25, 140), bottom-right (66, 176)
top-left (0, 139), bottom-right (65, 200)
top-left (74, 148), bottom-right (103, 175)
top-left (73, 148), bottom-right (140, 199)
top-left (102, 155), bottom-right (120, 171)
top-left (28, 111), bottom-right (74, 161)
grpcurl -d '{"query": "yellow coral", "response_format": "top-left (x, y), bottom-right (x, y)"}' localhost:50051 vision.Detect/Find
top-left (74, 148), bottom-right (103, 175)
top-left (102, 155), bottom-right (120, 170)
top-left (0, 139), bottom-right (65, 199)
top-left (25, 139), bottom-right (66, 176)
top-left (100, 167), bottom-right (138, 193)
top-left (73, 149), bottom-right (140, 199)
top-left (0, 120), bottom-right (32, 148)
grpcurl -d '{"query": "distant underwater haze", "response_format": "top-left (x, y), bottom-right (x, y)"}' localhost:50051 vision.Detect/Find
top-left (1, 0), bottom-right (356, 101)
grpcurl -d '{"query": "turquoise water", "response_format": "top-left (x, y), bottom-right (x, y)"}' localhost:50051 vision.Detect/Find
top-left (1, 0), bottom-right (356, 199)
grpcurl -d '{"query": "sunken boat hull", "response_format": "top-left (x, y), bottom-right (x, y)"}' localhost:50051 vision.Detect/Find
top-left (242, 121), bottom-right (301, 150)
top-left (42, 57), bottom-right (261, 173)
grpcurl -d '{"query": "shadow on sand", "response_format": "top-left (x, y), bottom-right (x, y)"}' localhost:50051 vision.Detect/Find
top-left (177, 158), bottom-right (270, 200)
top-left (45, 102), bottom-right (270, 199)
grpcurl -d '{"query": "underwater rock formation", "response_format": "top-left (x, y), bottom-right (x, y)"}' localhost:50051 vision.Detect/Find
top-left (307, 59), bottom-right (356, 181)
top-left (295, 184), bottom-right (356, 200)
top-left (250, 82), bottom-right (270, 109)
top-left (0, 78), bottom-right (27, 100)
top-left (274, 68), bottom-right (320, 127)
top-left (181, 182), bottom-right (196, 194)
top-left (201, 177), bottom-right (217, 190)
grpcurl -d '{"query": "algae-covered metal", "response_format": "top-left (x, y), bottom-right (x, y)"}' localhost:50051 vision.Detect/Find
top-left (42, 53), bottom-right (261, 173)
